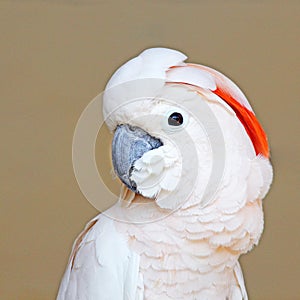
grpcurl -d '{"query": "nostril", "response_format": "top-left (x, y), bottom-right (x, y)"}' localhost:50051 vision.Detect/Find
top-left (128, 125), bottom-right (136, 132)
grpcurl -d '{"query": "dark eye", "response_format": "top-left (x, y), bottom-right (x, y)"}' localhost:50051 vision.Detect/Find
top-left (168, 112), bottom-right (183, 126)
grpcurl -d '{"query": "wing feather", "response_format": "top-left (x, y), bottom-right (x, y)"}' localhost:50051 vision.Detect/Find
top-left (232, 262), bottom-right (248, 300)
top-left (57, 215), bottom-right (141, 300)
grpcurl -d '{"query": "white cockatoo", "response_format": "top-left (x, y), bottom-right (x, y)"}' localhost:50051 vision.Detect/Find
top-left (57, 48), bottom-right (273, 300)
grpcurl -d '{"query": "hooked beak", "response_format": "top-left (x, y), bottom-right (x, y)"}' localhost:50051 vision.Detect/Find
top-left (112, 124), bottom-right (163, 192)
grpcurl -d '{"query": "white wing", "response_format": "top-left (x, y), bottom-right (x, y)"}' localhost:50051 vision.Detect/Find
top-left (231, 262), bottom-right (248, 300)
top-left (57, 214), bottom-right (141, 300)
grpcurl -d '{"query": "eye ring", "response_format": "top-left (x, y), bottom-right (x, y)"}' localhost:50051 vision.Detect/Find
top-left (168, 112), bottom-right (184, 126)
top-left (162, 108), bottom-right (189, 134)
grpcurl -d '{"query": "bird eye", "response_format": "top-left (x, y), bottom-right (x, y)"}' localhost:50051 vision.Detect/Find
top-left (168, 112), bottom-right (183, 126)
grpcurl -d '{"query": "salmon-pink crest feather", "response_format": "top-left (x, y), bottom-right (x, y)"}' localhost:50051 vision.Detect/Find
top-left (167, 64), bottom-right (270, 158)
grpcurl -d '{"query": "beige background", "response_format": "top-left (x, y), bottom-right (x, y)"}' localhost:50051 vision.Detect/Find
top-left (1, 1), bottom-right (299, 299)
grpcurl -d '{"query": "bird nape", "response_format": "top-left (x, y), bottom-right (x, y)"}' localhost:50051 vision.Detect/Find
top-left (57, 47), bottom-right (273, 300)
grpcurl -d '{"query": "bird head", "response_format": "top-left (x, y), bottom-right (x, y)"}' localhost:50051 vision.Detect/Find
top-left (103, 48), bottom-right (272, 214)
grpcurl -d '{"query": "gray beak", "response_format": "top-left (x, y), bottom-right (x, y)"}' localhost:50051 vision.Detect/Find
top-left (112, 124), bottom-right (163, 192)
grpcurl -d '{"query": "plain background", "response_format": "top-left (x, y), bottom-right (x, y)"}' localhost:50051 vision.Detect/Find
top-left (1, 1), bottom-right (299, 299)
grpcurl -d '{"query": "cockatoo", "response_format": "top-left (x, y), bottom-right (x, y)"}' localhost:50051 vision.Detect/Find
top-left (57, 48), bottom-right (273, 300)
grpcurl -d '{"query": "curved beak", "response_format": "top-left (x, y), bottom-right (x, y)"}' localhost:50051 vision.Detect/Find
top-left (112, 124), bottom-right (162, 192)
